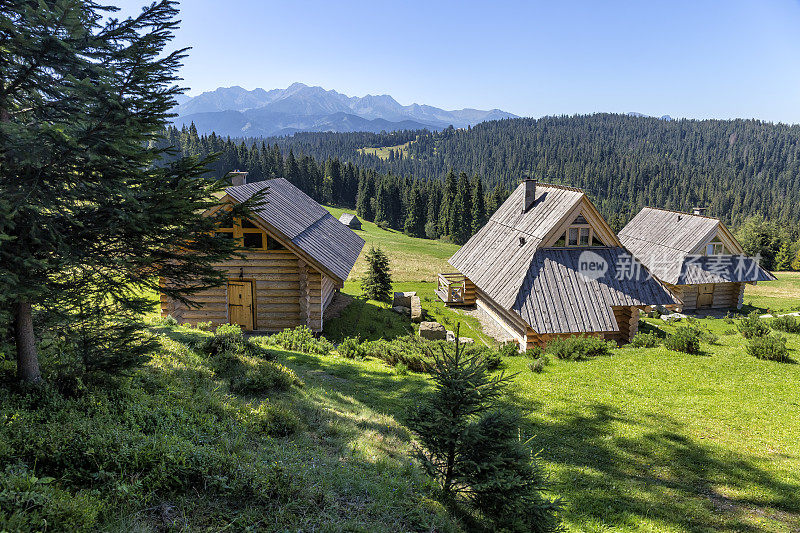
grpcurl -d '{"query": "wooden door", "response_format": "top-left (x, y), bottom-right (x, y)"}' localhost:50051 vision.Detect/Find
top-left (697, 284), bottom-right (714, 309)
top-left (227, 281), bottom-right (254, 330)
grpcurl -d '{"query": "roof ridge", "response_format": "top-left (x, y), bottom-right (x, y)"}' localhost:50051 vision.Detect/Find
top-left (641, 205), bottom-right (721, 222)
top-left (535, 181), bottom-right (586, 193)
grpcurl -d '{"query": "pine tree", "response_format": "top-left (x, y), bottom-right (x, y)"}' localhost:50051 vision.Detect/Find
top-left (403, 184), bottom-right (426, 237)
top-left (409, 326), bottom-right (561, 532)
top-left (774, 242), bottom-right (792, 271)
top-left (0, 1), bottom-right (254, 383)
top-left (361, 247), bottom-right (392, 302)
top-left (792, 247), bottom-right (800, 272)
top-left (439, 170), bottom-right (458, 237)
top-left (452, 173), bottom-right (473, 244)
top-left (471, 176), bottom-right (487, 234)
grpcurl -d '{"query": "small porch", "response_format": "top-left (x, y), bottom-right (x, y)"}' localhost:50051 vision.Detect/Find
top-left (435, 272), bottom-right (476, 306)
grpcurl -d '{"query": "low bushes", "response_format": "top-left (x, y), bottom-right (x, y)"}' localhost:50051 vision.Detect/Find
top-left (363, 335), bottom-right (436, 373)
top-left (463, 345), bottom-right (503, 370)
top-left (259, 326), bottom-right (334, 354)
top-left (545, 335), bottom-right (613, 361)
top-left (737, 311), bottom-right (770, 339)
top-left (665, 326), bottom-right (702, 354)
top-left (630, 332), bottom-right (661, 348)
top-left (229, 361), bottom-right (302, 394)
top-left (770, 315), bottom-right (800, 334)
top-left (746, 334), bottom-right (791, 362)
top-left (337, 336), bottom-right (368, 359)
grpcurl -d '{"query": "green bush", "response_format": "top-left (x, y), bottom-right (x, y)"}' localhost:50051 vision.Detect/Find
top-left (229, 361), bottom-right (302, 394)
top-left (250, 402), bottom-right (302, 437)
top-left (746, 334), bottom-right (791, 362)
top-left (630, 332), bottom-right (661, 348)
top-left (770, 315), bottom-right (800, 334)
top-left (498, 341), bottom-right (520, 358)
top-left (665, 326), bottom-right (702, 354)
top-left (161, 315), bottom-right (178, 326)
top-left (524, 346), bottom-right (544, 359)
top-left (363, 335), bottom-right (435, 373)
top-left (203, 323), bottom-right (260, 359)
top-left (737, 311), bottom-right (770, 339)
top-left (395, 362), bottom-right (409, 376)
top-left (545, 335), bottom-right (613, 361)
top-left (528, 358), bottom-right (548, 373)
top-left (337, 336), bottom-right (367, 359)
top-left (464, 345), bottom-right (502, 370)
top-left (260, 326), bottom-right (334, 354)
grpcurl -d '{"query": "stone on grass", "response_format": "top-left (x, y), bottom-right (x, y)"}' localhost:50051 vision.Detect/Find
top-left (446, 330), bottom-right (455, 342)
top-left (410, 296), bottom-right (422, 322)
top-left (393, 291), bottom-right (416, 308)
top-left (458, 337), bottom-right (474, 345)
top-left (661, 312), bottom-right (686, 323)
top-left (419, 321), bottom-right (446, 341)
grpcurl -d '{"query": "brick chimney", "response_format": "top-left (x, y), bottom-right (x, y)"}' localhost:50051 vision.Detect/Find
top-left (523, 178), bottom-right (537, 212)
top-left (228, 170), bottom-right (248, 186)
top-left (692, 206), bottom-right (706, 216)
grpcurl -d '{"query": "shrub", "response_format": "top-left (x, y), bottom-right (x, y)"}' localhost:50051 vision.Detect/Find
top-left (498, 341), bottom-right (520, 358)
top-left (229, 361), bottom-right (302, 394)
top-left (630, 332), bottom-right (661, 348)
top-left (770, 315), bottom-right (800, 334)
top-left (195, 321), bottom-right (213, 331)
top-left (464, 345), bottom-right (502, 370)
top-left (545, 335), bottom-right (612, 361)
top-left (161, 315), bottom-right (178, 326)
top-left (250, 402), bottom-right (302, 437)
top-left (337, 336), bottom-right (367, 359)
top-left (664, 326), bottom-right (702, 354)
top-left (260, 326), bottom-right (334, 354)
top-left (395, 362), bottom-right (409, 376)
top-left (363, 335), bottom-right (435, 373)
top-left (529, 358), bottom-right (547, 373)
top-left (203, 323), bottom-right (259, 358)
top-left (746, 334), bottom-right (790, 362)
top-left (737, 311), bottom-right (770, 339)
top-left (525, 346), bottom-right (544, 359)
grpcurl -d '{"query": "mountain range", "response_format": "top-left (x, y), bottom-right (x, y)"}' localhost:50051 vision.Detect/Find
top-left (172, 83), bottom-right (518, 137)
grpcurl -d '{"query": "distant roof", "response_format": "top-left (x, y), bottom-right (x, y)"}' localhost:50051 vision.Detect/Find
top-left (450, 182), bottom-right (585, 309)
top-left (226, 178), bottom-right (365, 282)
top-left (619, 207), bottom-right (775, 284)
top-left (514, 248), bottom-right (676, 334)
top-left (338, 213), bottom-right (359, 224)
top-left (450, 182), bottom-right (674, 334)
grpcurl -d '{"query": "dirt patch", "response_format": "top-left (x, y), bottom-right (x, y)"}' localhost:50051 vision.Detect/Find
top-left (324, 291), bottom-right (354, 322)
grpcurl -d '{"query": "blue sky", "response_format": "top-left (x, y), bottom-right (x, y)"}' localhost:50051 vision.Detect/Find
top-left (113, 0), bottom-right (800, 123)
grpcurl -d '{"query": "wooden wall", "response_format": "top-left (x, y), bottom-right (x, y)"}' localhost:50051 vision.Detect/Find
top-left (463, 278), bottom-right (477, 305)
top-left (161, 249), bottom-right (332, 332)
top-left (668, 282), bottom-right (744, 311)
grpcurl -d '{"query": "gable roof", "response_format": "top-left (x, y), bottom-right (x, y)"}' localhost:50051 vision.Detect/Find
top-left (226, 178), bottom-right (365, 282)
top-left (619, 207), bottom-right (775, 285)
top-left (339, 213), bottom-right (360, 225)
top-left (514, 248), bottom-right (676, 334)
top-left (450, 182), bottom-right (675, 334)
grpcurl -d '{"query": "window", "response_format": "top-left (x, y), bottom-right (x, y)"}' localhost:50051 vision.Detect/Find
top-left (267, 236), bottom-right (286, 250)
top-left (706, 242), bottom-right (727, 255)
top-left (241, 218), bottom-right (258, 229)
top-left (553, 217), bottom-right (605, 248)
top-left (568, 227), bottom-right (579, 246)
top-left (243, 232), bottom-right (264, 249)
top-left (579, 227), bottom-right (590, 246)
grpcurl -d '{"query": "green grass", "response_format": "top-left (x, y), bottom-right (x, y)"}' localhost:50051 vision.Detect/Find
top-left (356, 140), bottom-right (415, 160)
top-left (744, 271), bottom-right (800, 312)
top-left (325, 206), bottom-right (458, 282)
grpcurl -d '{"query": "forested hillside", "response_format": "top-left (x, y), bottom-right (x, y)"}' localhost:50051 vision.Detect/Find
top-left (251, 114), bottom-right (800, 229)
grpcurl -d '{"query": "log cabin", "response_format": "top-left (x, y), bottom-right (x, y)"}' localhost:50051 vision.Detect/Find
top-left (160, 176), bottom-right (365, 332)
top-left (618, 207), bottom-right (775, 311)
top-left (338, 213), bottom-right (362, 230)
top-left (440, 179), bottom-right (676, 350)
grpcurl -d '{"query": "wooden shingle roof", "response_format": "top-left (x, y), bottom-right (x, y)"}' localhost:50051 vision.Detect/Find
top-left (450, 182), bottom-right (675, 334)
top-left (619, 207), bottom-right (775, 284)
top-left (226, 179), bottom-right (365, 282)
top-left (513, 248), bottom-right (676, 334)
top-left (449, 182), bottom-right (585, 309)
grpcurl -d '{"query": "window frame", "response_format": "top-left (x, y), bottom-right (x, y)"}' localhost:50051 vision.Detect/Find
top-left (215, 215), bottom-right (271, 252)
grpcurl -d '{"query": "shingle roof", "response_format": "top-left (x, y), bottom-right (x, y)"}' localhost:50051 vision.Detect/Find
top-left (449, 182), bottom-right (585, 309)
top-left (514, 248), bottom-right (677, 334)
top-left (450, 182), bottom-right (675, 334)
top-left (226, 179), bottom-right (365, 282)
top-left (338, 213), bottom-right (360, 225)
top-left (619, 207), bottom-right (775, 284)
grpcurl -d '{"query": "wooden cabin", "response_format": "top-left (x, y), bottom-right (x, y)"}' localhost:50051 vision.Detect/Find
top-left (618, 207), bottom-right (775, 311)
top-left (441, 179), bottom-right (676, 349)
top-left (161, 178), bottom-right (365, 332)
top-left (338, 213), bottom-right (362, 230)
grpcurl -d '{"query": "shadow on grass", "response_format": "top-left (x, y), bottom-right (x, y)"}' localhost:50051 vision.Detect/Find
top-left (504, 398), bottom-right (800, 532)
top-left (324, 297), bottom-right (413, 343)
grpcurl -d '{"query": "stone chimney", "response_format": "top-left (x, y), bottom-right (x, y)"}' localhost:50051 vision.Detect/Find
top-left (523, 178), bottom-right (537, 212)
top-left (228, 170), bottom-right (248, 186)
top-left (692, 206), bottom-right (706, 216)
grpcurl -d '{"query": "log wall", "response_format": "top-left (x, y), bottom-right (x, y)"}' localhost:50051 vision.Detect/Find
top-left (668, 282), bottom-right (744, 311)
top-left (161, 249), bottom-right (329, 332)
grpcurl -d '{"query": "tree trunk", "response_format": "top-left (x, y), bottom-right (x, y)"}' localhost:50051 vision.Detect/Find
top-left (13, 301), bottom-right (41, 384)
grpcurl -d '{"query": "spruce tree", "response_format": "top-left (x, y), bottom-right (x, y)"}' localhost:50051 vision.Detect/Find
top-left (439, 170), bottom-right (458, 237)
top-left (471, 176), bottom-right (487, 234)
top-left (409, 326), bottom-right (561, 532)
top-left (361, 247), bottom-right (392, 302)
top-left (774, 242), bottom-right (792, 271)
top-left (0, 1), bottom-right (255, 383)
top-left (452, 173), bottom-right (473, 244)
top-left (403, 184), bottom-right (425, 237)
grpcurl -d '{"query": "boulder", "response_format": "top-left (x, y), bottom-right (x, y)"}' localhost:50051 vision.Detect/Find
top-left (410, 296), bottom-right (422, 322)
top-left (393, 291), bottom-right (416, 308)
top-left (419, 321), bottom-right (446, 341)
top-left (661, 312), bottom-right (686, 323)
top-left (446, 330), bottom-right (455, 342)
top-left (458, 337), bottom-right (475, 345)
